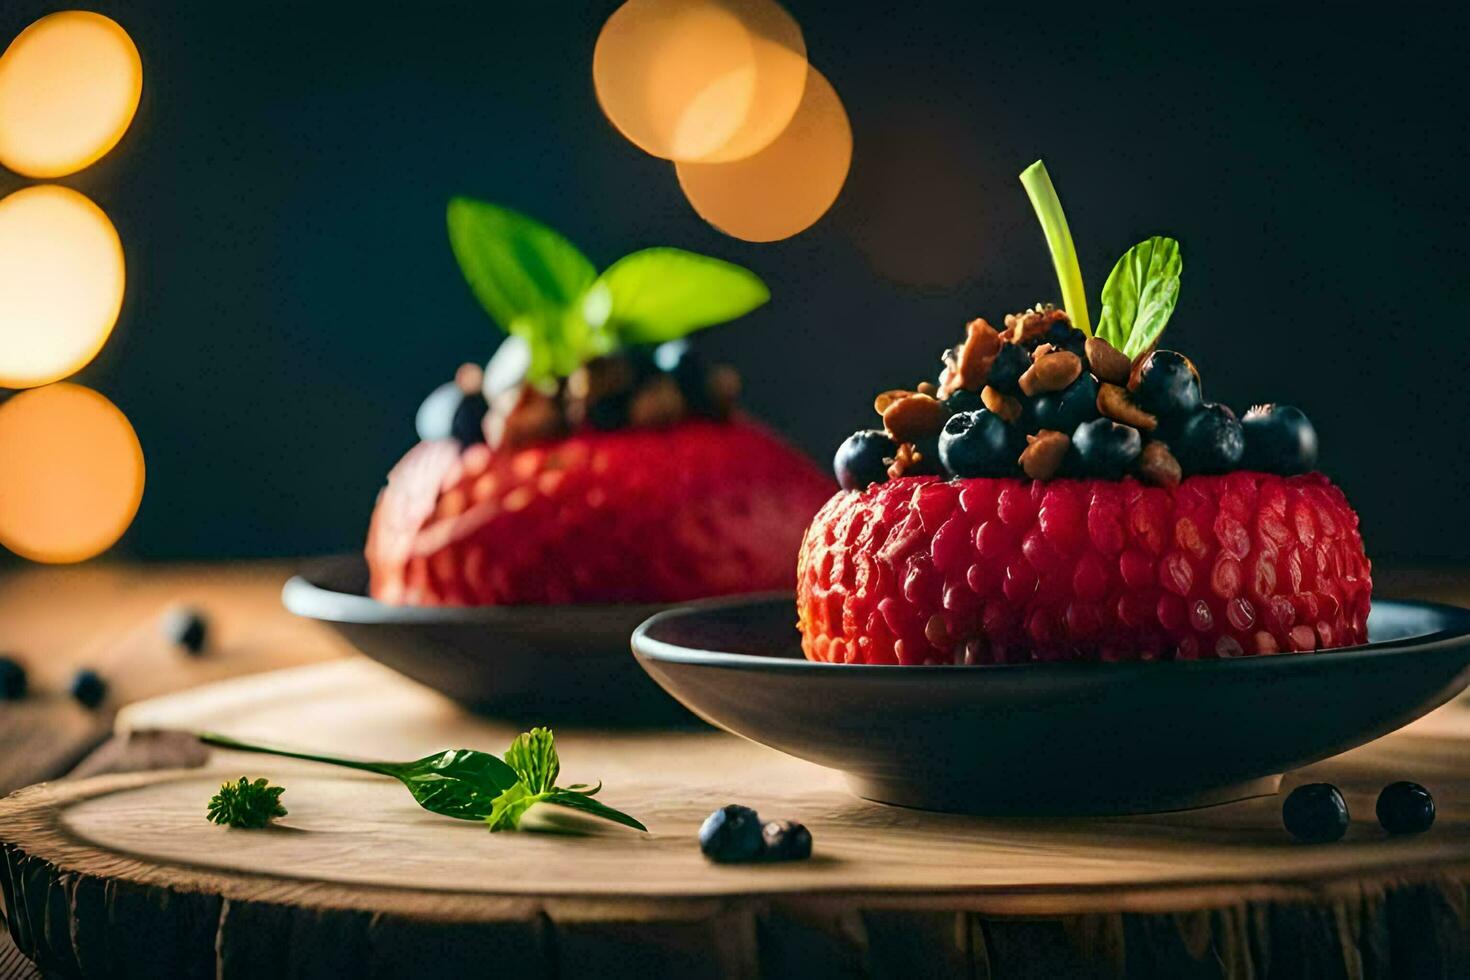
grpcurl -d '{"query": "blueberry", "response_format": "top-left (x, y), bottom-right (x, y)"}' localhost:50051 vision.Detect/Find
top-left (834, 430), bottom-right (896, 491)
top-left (416, 381), bottom-right (488, 444)
top-left (1174, 403), bottom-right (1244, 475)
top-left (160, 606), bottom-right (208, 655)
top-left (654, 340), bottom-right (715, 414)
top-left (1376, 781), bottom-right (1435, 835)
top-left (1071, 418), bottom-right (1142, 479)
top-left (70, 668), bottom-right (108, 710)
top-left (941, 388), bottom-right (983, 414)
top-left (0, 656), bottom-right (26, 700)
top-left (699, 804), bottom-right (764, 863)
top-left (986, 343), bottom-right (1030, 396)
top-left (1042, 319), bottom-right (1087, 356)
top-left (1131, 350), bottom-right (1202, 419)
top-left (762, 819), bottom-right (813, 861)
top-left (1242, 404), bottom-right (1318, 475)
top-left (938, 410), bottom-right (1016, 478)
top-left (1282, 783), bottom-right (1349, 843)
top-left (1031, 373), bottom-right (1098, 434)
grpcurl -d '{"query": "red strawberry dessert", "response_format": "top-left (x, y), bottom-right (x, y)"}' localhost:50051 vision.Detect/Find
top-left (797, 161), bottom-right (1370, 664)
top-left (367, 199), bottom-right (831, 606)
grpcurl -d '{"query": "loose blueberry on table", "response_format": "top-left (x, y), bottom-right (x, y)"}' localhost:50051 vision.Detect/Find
top-left (69, 668), bottom-right (108, 709)
top-left (160, 605), bottom-right (209, 655)
top-left (0, 655), bottom-right (26, 700)
top-left (698, 806), bottom-right (814, 863)
top-left (1376, 781), bottom-right (1435, 835)
top-left (367, 201), bottom-right (832, 607)
top-left (801, 160), bottom-right (1370, 666)
top-left (1282, 783), bottom-right (1351, 843)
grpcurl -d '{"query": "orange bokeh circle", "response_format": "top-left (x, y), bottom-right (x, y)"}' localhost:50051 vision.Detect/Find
top-left (0, 11), bottom-right (143, 178)
top-left (594, 0), bottom-right (807, 163)
top-left (0, 383), bottom-right (145, 563)
top-left (675, 66), bottom-right (851, 242)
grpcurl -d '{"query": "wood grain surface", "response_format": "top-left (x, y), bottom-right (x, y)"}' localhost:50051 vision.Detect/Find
top-left (5, 657), bottom-right (1470, 977)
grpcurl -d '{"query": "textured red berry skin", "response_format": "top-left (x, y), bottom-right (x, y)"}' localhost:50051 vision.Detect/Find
top-left (369, 419), bottom-right (832, 605)
top-left (797, 473), bottom-right (1371, 665)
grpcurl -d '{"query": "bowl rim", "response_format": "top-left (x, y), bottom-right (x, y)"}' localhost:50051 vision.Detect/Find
top-left (631, 594), bottom-right (1470, 676)
top-left (281, 553), bottom-right (673, 625)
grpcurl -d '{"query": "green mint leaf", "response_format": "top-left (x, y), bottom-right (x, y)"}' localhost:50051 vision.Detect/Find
top-left (1019, 161), bottom-right (1091, 336)
top-left (384, 748), bottom-right (522, 821)
top-left (446, 197), bottom-right (596, 333)
top-left (505, 727), bottom-right (559, 794)
top-left (544, 789), bottom-right (648, 832)
top-left (1096, 236), bottom-right (1182, 359)
top-left (486, 783), bottom-right (546, 832)
top-left (206, 776), bottom-right (287, 829)
top-left (591, 247), bottom-right (769, 345)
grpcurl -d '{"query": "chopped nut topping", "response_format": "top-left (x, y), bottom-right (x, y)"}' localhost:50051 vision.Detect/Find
top-left (1002, 305), bottom-right (1068, 345)
top-left (705, 365), bottom-right (741, 419)
top-left (628, 376), bottom-right (686, 428)
top-left (1084, 337), bottom-right (1131, 385)
top-left (882, 393), bottom-right (947, 443)
top-left (941, 318), bottom-right (1001, 396)
top-left (886, 441), bottom-right (931, 479)
top-left (1018, 349), bottom-right (1082, 396)
top-left (455, 362), bottom-right (484, 395)
top-left (981, 385), bottom-right (1022, 423)
top-left (1138, 441), bottom-right (1182, 488)
top-left (489, 385), bottom-right (563, 450)
top-left (874, 389), bottom-right (914, 415)
top-left (1097, 382), bottom-right (1158, 431)
top-left (1019, 430), bottom-right (1070, 480)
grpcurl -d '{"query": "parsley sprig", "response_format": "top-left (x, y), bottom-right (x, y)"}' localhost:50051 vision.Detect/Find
top-left (199, 728), bottom-right (644, 833)
top-left (206, 776), bottom-right (287, 828)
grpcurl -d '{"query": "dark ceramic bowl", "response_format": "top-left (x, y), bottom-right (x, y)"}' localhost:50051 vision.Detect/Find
top-left (632, 596), bottom-right (1470, 815)
top-left (282, 554), bottom-right (694, 725)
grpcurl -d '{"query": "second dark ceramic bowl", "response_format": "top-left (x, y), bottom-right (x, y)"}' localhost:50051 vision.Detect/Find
top-left (282, 554), bottom-right (694, 725)
top-left (632, 596), bottom-right (1470, 815)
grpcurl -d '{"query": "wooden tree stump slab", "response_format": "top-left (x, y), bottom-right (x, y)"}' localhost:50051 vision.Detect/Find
top-left (4, 659), bottom-right (1470, 978)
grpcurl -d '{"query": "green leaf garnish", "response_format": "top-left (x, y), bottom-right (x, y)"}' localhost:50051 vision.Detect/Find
top-left (589, 247), bottom-right (770, 345)
top-left (197, 729), bottom-right (645, 833)
top-left (206, 776), bottom-right (287, 828)
top-left (484, 727), bottom-right (647, 833)
top-left (505, 726), bottom-right (559, 794)
top-left (446, 198), bottom-right (597, 332)
top-left (1095, 235), bottom-right (1182, 359)
top-left (446, 198), bottom-right (766, 382)
top-left (1019, 160), bottom-right (1091, 336)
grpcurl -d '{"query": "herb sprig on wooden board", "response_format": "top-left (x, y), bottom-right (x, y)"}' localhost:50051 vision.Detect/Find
top-left (206, 776), bottom-right (287, 828)
top-left (199, 728), bottom-right (644, 833)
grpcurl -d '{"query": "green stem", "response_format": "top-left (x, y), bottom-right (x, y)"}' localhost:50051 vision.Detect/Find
top-left (198, 732), bottom-right (391, 777)
top-left (1019, 160), bottom-right (1091, 336)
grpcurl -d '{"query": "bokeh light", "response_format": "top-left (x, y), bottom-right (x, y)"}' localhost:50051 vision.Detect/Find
top-left (675, 66), bottom-right (851, 242)
top-left (0, 383), bottom-right (145, 563)
top-left (594, 0), bottom-right (807, 163)
top-left (0, 185), bottom-right (126, 389)
top-left (0, 11), bottom-right (142, 178)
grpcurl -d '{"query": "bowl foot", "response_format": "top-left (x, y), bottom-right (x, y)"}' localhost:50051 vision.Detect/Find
top-left (846, 772), bottom-right (1283, 817)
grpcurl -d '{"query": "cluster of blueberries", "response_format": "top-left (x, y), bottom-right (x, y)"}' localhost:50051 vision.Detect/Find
top-left (835, 315), bottom-right (1319, 490)
top-left (416, 337), bottom-right (737, 448)
top-left (0, 606), bottom-right (208, 710)
top-left (698, 803), bottom-right (812, 863)
top-left (1283, 780), bottom-right (1435, 843)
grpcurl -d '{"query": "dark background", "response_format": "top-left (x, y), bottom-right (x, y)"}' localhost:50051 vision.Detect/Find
top-left (2, 2), bottom-right (1467, 564)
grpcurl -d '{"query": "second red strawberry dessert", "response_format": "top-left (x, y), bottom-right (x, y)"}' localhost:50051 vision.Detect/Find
top-left (369, 200), bottom-right (831, 605)
top-left (799, 162), bottom-right (1371, 664)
